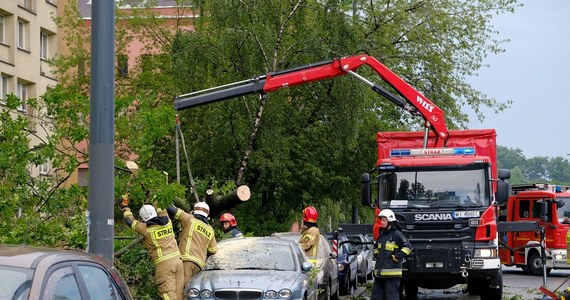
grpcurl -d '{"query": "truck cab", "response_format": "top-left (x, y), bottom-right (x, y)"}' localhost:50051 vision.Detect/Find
top-left (499, 185), bottom-right (570, 275)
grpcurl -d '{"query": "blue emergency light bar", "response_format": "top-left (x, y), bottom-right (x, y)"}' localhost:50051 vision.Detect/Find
top-left (389, 147), bottom-right (476, 157)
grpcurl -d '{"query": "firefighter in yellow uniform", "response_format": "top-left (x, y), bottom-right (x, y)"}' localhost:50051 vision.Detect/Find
top-left (123, 204), bottom-right (184, 300)
top-left (298, 206), bottom-right (320, 265)
top-left (167, 201), bottom-right (218, 287)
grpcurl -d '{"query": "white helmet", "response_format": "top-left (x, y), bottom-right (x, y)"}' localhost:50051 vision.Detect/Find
top-left (378, 209), bottom-right (397, 222)
top-left (139, 204), bottom-right (157, 222)
top-left (193, 202), bottom-right (210, 218)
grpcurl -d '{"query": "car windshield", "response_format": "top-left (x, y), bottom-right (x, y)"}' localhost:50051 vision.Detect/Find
top-left (0, 265), bottom-right (33, 300)
top-left (205, 239), bottom-right (296, 271)
top-left (345, 235), bottom-right (364, 252)
top-left (381, 169), bottom-right (489, 209)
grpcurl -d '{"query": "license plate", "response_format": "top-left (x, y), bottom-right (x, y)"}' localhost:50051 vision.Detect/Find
top-left (453, 211), bottom-right (480, 218)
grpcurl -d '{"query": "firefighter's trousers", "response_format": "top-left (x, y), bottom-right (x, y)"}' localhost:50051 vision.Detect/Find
top-left (371, 277), bottom-right (400, 300)
top-left (155, 257), bottom-right (184, 300)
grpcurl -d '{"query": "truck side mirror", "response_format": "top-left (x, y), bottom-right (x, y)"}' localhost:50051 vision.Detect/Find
top-left (496, 179), bottom-right (510, 204)
top-left (498, 169), bottom-right (511, 180)
top-left (361, 173), bottom-right (371, 206)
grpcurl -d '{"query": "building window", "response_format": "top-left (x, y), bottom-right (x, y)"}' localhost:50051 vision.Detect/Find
top-left (39, 160), bottom-right (50, 175)
top-left (40, 32), bottom-right (48, 59)
top-left (22, 0), bottom-right (34, 11)
top-left (0, 15), bottom-right (4, 44)
top-left (17, 82), bottom-right (27, 112)
top-left (18, 20), bottom-right (27, 50)
top-left (0, 75), bottom-right (8, 104)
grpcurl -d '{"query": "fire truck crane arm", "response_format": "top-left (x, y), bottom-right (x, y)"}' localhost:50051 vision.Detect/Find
top-left (174, 54), bottom-right (448, 145)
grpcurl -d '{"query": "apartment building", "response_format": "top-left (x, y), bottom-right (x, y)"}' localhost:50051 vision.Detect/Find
top-left (0, 0), bottom-right (60, 177)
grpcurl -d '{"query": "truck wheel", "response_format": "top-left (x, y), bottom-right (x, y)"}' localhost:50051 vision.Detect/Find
top-left (527, 252), bottom-right (552, 276)
top-left (480, 270), bottom-right (502, 300)
top-left (467, 278), bottom-right (482, 295)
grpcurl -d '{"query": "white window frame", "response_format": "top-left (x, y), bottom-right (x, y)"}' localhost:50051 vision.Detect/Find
top-left (23, 0), bottom-right (33, 10)
top-left (0, 15), bottom-right (5, 44)
top-left (39, 160), bottom-right (50, 175)
top-left (0, 75), bottom-right (8, 104)
top-left (40, 32), bottom-right (48, 59)
top-left (17, 82), bottom-right (27, 112)
top-left (18, 21), bottom-right (26, 49)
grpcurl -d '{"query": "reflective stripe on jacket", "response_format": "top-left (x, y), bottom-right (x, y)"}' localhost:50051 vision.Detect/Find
top-left (373, 227), bottom-right (412, 278)
top-left (173, 208), bottom-right (218, 269)
top-left (124, 209), bottom-right (181, 265)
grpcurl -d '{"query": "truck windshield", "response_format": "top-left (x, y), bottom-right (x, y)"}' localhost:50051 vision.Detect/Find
top-left (556, 196), bottom-right (570, 224)
top-left (381, 169), bottom-right (488, 209)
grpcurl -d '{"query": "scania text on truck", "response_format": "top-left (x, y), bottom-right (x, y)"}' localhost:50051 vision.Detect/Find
top-left (174, 54), bottom-right (509, 300)
top-left (499, 183), bottom-right (570, 275)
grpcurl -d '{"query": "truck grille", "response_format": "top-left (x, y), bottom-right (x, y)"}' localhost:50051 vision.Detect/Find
top-left (402, 222), bottom-right (473, 242)
top-left (214, 289), bottom-right (263, 300)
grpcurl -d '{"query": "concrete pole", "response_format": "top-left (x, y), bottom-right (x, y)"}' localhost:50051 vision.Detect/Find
top-left (87, 0), bottom-right (115, 263)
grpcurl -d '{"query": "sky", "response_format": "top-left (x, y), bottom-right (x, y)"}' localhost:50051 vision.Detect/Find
top-left (466, 0), bottom-right (570, 159)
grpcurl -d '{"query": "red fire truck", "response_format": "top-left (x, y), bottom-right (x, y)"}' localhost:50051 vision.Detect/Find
top-left (360, 129), bottom-right (509, 300)
top-left (175, 54), bottom-right (510, 300)
top-left (499, 183), bottom-right (570, 275)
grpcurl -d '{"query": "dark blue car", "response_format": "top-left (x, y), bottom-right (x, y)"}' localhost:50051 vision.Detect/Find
top-left (324, 233), bottom-right (358, 295)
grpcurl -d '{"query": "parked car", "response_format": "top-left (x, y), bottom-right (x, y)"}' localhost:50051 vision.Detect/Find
top-left (0, 244), bottom-right (133, 300)
top-left (272, 232), bottom-right (340, 300)
top-left (185, 236), bottom-right (318, 300)
top-left (324, 233), bottom-right (358, 296)
top-left (344, 233), bottom-right (374, 282)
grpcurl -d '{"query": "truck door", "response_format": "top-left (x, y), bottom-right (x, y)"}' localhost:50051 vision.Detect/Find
top-left (513, 200), bottom-right (535, 262)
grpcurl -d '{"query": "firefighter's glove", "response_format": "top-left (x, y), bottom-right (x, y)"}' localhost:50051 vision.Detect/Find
top-left (120, 194), bottom-right (129, 210)
top-left (391, 254), bottom-right (399, 263)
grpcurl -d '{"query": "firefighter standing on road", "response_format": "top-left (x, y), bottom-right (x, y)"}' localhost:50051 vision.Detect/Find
top-left (122, 199), bottom-right (184, 300)
top-left (167, 201), bottom-right (218, 287)
top-left (219, 213), bottom-right (244, 238)
top-left (372, 209), bottom-right (412, 300)
top-left (298, 206), bottom-right (320, 265)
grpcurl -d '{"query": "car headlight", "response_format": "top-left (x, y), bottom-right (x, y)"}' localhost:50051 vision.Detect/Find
top-left (338, 263), bottom-right (345, 271)
top-left (186, 288), bottom-right (200, 298)
top-left (265, 290), bottom-right (277, 299)
top-left (200, 289), bottom-right (212, 298)
top-left (474, 248), bottom-right (497, 258)
top-left (554, 253), bottom-right (566, 260)
top-left (279, 289), bottom-right (292, 299)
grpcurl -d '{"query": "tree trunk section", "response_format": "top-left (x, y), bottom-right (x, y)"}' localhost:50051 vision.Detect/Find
top-left (207, 185), bottom-right (251, 217)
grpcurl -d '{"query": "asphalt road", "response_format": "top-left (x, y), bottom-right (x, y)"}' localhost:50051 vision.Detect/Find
top-left (342, 266), bottom-right (570, 299)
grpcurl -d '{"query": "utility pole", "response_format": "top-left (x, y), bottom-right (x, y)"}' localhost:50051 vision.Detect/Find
top-left (87, 0), bottom-right (115, 263)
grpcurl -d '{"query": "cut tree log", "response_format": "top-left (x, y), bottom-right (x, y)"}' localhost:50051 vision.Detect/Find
top-left (207, 185), bottom-right (251, 217)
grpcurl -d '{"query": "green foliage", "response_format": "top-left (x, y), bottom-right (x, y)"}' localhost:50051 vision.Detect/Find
top-left (497, 145), bottom-right (570, 185)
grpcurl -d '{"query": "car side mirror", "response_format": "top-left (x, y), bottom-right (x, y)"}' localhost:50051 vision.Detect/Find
top-left (329, 252), bottom-right (337, 259)
top-left (348, 250), bottom-right (358, 256)
top-left (302, 261), bottom-right (313, 271)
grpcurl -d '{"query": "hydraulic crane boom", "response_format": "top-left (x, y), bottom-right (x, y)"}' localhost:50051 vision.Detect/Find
top-left (174, 54), bottom-right (449, 146)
